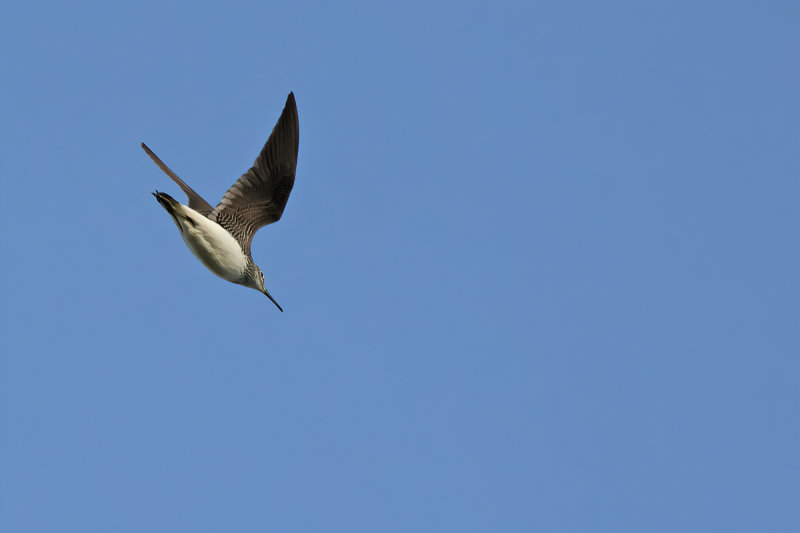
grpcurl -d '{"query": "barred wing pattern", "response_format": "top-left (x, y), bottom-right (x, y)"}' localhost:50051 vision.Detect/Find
top-left (210, 93), bottom-right (299, 256)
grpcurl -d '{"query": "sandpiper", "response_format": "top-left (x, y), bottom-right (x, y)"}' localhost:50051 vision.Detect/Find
top-left (143, 92), bottom-right (298, 312)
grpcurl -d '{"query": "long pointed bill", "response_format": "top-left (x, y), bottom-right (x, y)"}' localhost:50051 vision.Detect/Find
top-left (263, 289), bottom-right (284, 312)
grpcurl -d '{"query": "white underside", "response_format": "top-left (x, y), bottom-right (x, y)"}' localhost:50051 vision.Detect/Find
top-left (170, 204), bottom-right (248, 283)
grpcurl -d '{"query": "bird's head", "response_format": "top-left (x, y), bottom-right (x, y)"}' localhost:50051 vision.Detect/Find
top-left (249, 266), bottom-right (283, 312)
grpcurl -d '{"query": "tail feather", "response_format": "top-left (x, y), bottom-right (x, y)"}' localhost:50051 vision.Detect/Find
top-left (153, 191), bottom-right (187, 231)
top-left (153, 190), bottom-right (180, 210)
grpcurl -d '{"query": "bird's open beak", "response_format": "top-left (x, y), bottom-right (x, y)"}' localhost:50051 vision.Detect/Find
top-left (263, 289), bottom-right (283, 312)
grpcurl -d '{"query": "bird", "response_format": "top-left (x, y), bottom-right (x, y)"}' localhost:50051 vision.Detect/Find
top-left (143, 92), bottom-right (298, 312)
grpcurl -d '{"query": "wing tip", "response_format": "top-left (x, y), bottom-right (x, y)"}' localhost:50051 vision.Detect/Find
top-left (286, 92), bottom-right (297, 115)
top-left (283, 92), bottom-right (299, 134)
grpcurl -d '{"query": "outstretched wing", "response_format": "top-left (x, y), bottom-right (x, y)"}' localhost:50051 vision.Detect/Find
top-left (141, 142), bottom-right (215, 217)
top-left (210, 92), bottom-right (299, 256)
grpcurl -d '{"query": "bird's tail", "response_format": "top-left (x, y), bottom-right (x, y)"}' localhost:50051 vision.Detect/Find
top-left (153, 190), bottom-right (180, 211)
top-left (153, 191), bottom-right (191, 231)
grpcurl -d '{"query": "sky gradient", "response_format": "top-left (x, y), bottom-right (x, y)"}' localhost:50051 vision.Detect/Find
top-left (1, 1), bottom-right (799, 531)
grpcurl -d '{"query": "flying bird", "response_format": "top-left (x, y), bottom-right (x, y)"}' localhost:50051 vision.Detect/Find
top-left (143, 92), bottom-right (298, 312)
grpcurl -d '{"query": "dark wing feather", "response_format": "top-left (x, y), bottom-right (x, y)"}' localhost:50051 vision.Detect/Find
top-left (210, 92), bottom-right (299, 256)
top-left (141, 142), bottom-right (215, 216)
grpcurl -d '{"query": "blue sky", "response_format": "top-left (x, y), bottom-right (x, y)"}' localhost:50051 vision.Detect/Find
top-left (1, 1), bottom-right (798, 531)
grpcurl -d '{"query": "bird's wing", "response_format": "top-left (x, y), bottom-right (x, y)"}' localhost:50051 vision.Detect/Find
top-left (210, 92), bottom-right (299, 256)
top-left (141, 142), bottom-right (215, 217)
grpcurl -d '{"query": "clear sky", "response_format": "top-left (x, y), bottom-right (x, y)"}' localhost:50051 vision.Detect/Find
top-left (1, 1), bottom-right (798, 531)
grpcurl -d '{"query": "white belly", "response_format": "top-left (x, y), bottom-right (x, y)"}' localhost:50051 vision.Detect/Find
top-left (176, 207), bottom-right (248, 282)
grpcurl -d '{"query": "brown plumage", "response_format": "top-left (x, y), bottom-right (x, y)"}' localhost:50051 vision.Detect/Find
top-left (143, 92), bottom-right (299, 311)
